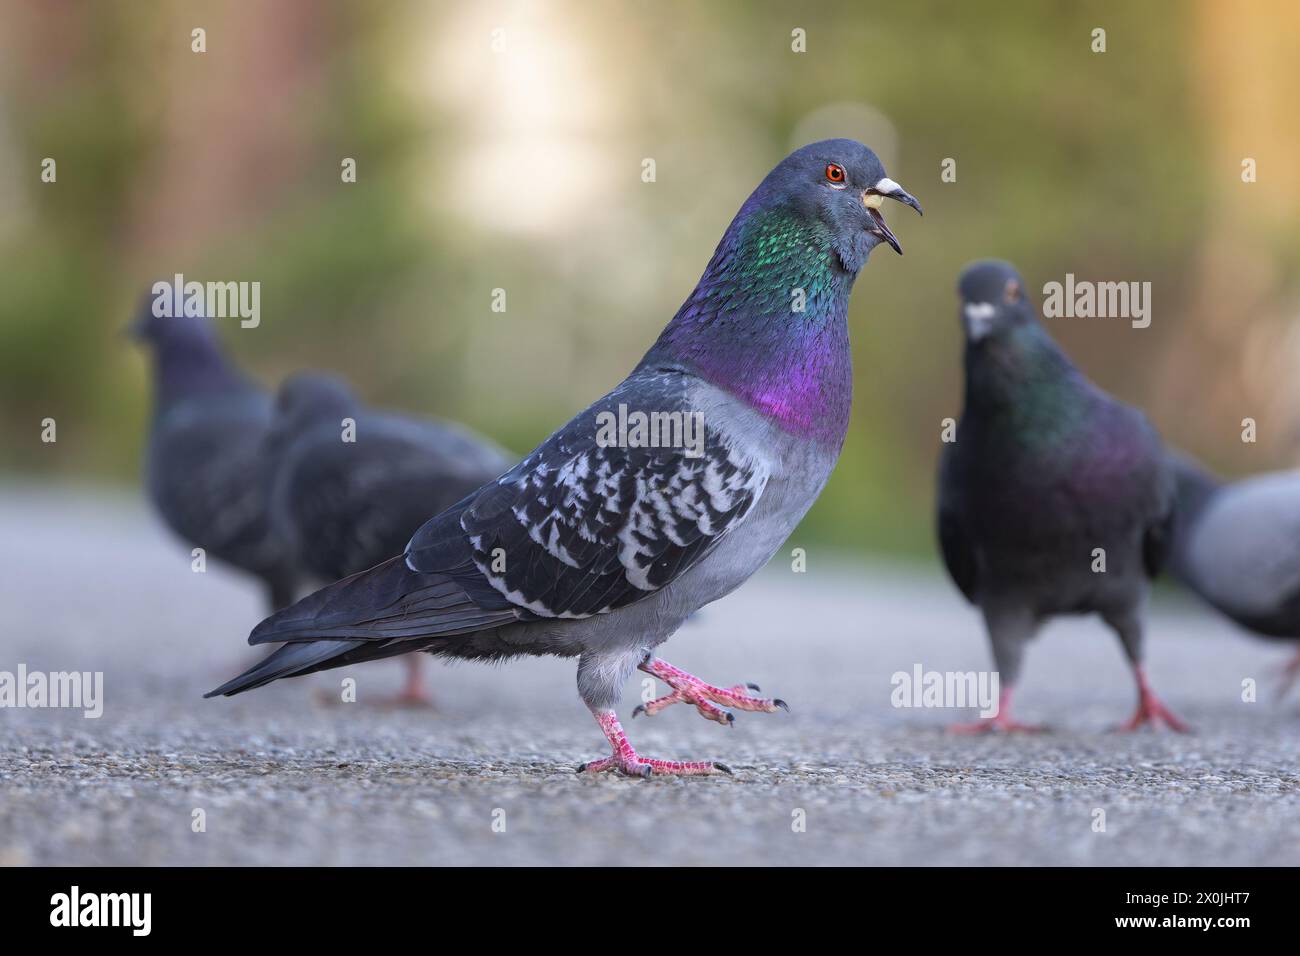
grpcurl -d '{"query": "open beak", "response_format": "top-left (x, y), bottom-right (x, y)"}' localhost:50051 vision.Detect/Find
top-left (863, 177), bottom-right (922, 255)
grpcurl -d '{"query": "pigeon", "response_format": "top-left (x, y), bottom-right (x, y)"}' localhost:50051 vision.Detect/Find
top-left (1166, 450), bottom-right (1300, 693)
top-left (937, 260), bottom-right (1184, 732)
top-left (266, 371), bottom-right (515, 705)
top-left (208, 139), bottom-right (921, 775)
top-left (131, 293), bottom-right (299, 610)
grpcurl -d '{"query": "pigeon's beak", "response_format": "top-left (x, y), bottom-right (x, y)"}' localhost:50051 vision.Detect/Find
top-left (862, 178), bottom-right (922, 256)
top-left (961, 301), bottom-right (997, 342)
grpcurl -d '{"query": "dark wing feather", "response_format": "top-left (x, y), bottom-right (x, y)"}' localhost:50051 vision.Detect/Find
top-left (936, 445), bottom-right (978, 604)
top-left (1142, 506), bottom-right (1173, 579)
top-left (408, 378), bottom-right (770, 618)
top-left (1099, 405), bottom-right (1174, 580)
top-left (247, 554), bottom-right (516, 644)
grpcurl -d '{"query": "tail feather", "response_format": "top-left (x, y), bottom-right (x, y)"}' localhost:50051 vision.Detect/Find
top-left (204, 639), bottom-right (368, 697)
top-left (249, 555), bottom-right (514, 645)
top-left (206, 554), bottom-right (520, 698)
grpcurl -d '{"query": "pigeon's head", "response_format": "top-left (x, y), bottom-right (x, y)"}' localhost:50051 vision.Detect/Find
top-left (752, 139), bottom-right (922, 271)
top-left (957, 260), bottom-right (1035, 345)
top-left (126, 289), bottom-right (218, 354)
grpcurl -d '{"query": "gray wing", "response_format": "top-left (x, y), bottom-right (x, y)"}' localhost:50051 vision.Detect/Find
top-left (408, 373), bottom-right (771, 618)
top-left (1184, 471), bottom-right (1300, 631)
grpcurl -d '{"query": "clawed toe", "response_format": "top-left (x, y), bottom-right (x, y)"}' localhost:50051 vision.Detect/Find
top-left (582, 709), bottom-right (733, 777)
top-left (576, 757), bottom-right (726, 778)
top-left (636, 658), bottom-right (788, 724)
top-left (1115, 706), bottom-right (1190, 733)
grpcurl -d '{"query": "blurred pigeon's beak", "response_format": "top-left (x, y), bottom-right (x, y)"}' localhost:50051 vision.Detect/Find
top-left (962, 301), bottom-right (997, 341)
top-left (862, 178), bottom-right (922, 255)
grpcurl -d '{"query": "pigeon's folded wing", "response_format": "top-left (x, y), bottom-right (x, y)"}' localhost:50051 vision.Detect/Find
top-left (1142, 507), bottom-right (1173, 579)
top-left (248, 387), bottom-right (770, 651)
top-left (408, 390), bottom-right (771, 620)
top-left (937, 448), bottom-right (978, 604)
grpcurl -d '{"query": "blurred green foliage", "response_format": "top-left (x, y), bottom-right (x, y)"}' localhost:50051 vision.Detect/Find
top-left (0, 0), bottom-right (1295, 559)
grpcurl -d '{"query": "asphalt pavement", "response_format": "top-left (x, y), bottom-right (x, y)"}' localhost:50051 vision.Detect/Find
top-left (2, 485), bottom-right (1297, 866)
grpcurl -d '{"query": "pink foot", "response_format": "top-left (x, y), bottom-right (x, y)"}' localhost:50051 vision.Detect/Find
top-left (634, 689), bottom-right (735, 725)
top-left (1115, 666), bottom-right (1189, 732)
top-left (577, 709), bottom-right (731, 777)
top-left (374, 687), bottom-right (436, 710)
top-left (633, 658), bottom-right (788, 725)
top-left (949, 715), bottom-right (1047, 734)
top-left (948, 687), bottom-right (1046, 734)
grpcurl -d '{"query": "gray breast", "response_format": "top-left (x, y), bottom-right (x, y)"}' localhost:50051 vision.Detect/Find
top-left (632, 380), bottom-right (839, 626)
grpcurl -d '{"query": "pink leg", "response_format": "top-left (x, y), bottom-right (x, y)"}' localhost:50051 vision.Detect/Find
top-left (373, 655), bottom-right (435, 709)
top-left (1116, 665), bottom-right (1189, 732)
top-left (634, 657), bottom-right (788, 725)
top-left (1277, 646), bottom-right (1300, 700)
top-left (949, 686), bottom-right (1047, 734)
top-left (577, 709), bottom-right (730, 777)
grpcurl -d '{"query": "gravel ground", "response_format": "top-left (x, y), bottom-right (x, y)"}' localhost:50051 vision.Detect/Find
top-left (2, 485), bottom-right (1298, 866)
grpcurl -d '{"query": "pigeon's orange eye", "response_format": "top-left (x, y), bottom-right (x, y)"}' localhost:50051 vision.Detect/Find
top-left (825, 163), bottom-right (846, 184)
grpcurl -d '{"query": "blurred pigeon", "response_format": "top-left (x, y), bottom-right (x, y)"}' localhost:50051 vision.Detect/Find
top-left (208, 139), bottom-right (921, 776)
top-left (937, 260), bottom-right (1183, 732)
top-left (131, 294), bottom-right (298, 610)
top-left (1167, 451), bottom-right (1300, 693)
top-left (267, 371), bottom-right (514, 705)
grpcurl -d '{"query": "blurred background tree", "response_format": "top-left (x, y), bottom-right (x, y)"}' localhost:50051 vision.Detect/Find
top-left (1, 0), bottom-right (1297, 559)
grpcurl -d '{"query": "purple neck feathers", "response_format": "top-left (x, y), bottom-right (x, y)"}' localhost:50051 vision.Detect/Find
top-left (641, 204), bottom-right (856, 449)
